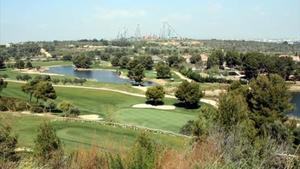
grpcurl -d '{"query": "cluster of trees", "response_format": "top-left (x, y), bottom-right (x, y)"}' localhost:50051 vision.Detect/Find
top-left (207, 50), bottom-right (299, 80)
top-left (180, 67), bottom-right (232, 84)
top-left (167, 54), bottom-right (184, 68)
top-left (180, 74), bottom-right (300, 168)
top-left (202, 39), bottom-right (300, 54)
top-left (146, 81), bottom-right (203, 108)
top-left (13, 60), bottom-right (33, 69)
top-left (155, 61), bottom-right (171, 79)
top-left (54, 78), bottom-right (86, 85)
top-left (22, 76), bottom-right (57, 103)
top-left (0, 75), bottom-right (82, 115)
top-left (16, 74), bottom-right (32, 81)
top-left (73, 55), bottom-right (92, 69)
top-left (111, 55), bottom-right (154, 70)
top-left (0, 42), bottom-right (41, 59)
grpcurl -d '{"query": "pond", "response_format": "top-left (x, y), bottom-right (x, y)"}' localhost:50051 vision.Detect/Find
top-left (46, 66), bottom-right (156, 86)
top-left (291, 92), bottom-right (300, 118)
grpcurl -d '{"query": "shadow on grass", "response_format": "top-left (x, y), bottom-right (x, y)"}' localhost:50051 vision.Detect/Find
top-left (173, 102), bottom-right (200, 109)
top-left (145, 100), bottom-right (164, 106)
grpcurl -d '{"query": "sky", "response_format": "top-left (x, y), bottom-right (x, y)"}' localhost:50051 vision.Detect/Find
top-left (0, 0), bottom-right (300, 43)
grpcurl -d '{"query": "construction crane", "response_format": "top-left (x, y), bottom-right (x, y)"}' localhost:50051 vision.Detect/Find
top-left (159, 22), bottom-right (181, 40)
top-left (134, 24), bottom-right (142, 40)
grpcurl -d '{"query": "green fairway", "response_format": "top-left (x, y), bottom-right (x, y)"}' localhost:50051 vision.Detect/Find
top-left (2, 81), bottom-right (199, 132)
top-left (116, 108), bottom-right (195, 133)
top-left (0, 113), bottom-right (189, 153)
top-left (32, 60), bottom-right (73, 67)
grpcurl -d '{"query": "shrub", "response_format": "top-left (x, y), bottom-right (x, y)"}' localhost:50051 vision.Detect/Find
top-left (69, 107), bottom-right (80, 117)
top-left (30, 104), bottom-right (44, 113)
top-left (175, 80), bottom-right (204, 108)
top-left (0, 124), bottom-right (18, 162)
top-left (33, 122), bottom-right (63, 165)
top-left (145, 86), bottom-right (165, 105)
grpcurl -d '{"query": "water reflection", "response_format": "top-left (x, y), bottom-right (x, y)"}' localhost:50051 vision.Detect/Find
top-left (47, 66), bottom-right (155, 86)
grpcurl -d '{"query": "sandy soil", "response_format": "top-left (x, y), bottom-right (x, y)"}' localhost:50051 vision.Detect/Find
top-left (78, 114), bottom-right (103, 121)
top-left (289, 81), bottom-right (300, 92)
top-left (132, 104), bottom-right (176, 110)
top-left (172, 71), bottom-right (192, 82)
top-left (200, 99), bottom-right (218, 107)
top-left (204, 89), bottom-right (225, 97)
top-left (132, 86), bottom-right (148, 92)
top-left (14, 68), bottom-right (64, 76)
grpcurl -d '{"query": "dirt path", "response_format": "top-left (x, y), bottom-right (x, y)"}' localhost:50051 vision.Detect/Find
top-left (6, 79), bottom-right (218, 107)
top-left (172, 70), bottom-right (192, 82)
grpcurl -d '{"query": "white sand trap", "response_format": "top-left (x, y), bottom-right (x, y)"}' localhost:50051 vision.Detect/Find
top-left (15, 147), bottom-right (33, 152)
top-left (78, 114), bottom-right (103, 121)
top-left (21, 111), bottom-right (32, 115)
top-left (132, 104), bottom-right (176, 110)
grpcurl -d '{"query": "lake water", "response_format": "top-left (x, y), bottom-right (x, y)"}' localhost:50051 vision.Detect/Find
top-left (46, 66), bottom-right (155, 86)
top-left (291, 92), bottom-right (300, 118)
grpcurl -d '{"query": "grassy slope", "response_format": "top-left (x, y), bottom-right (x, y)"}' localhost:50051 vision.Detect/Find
top-left (0, 113), bottom-right (189, 153)
top-left (2, 82), bottom-right (199, 133)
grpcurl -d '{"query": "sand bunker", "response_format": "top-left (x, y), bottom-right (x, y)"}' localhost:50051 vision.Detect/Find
top-left (132, 104), bottom-right (176, 110)
top-left (78, 114), bottom-right (103, 121)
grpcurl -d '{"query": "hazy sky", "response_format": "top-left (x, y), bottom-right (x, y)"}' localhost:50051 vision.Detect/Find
top-left (0, 0), bottom-right (299, 43)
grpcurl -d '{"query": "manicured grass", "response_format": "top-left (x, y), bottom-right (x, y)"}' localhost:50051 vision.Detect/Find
top-left (32, 60), bottom-right (73, 67)
top-left (116, 108), bottom-right (195, 133)
top-left (2, 82), bottom-right (199, 132)
top-left (0, 113), bottom-right (189, 152)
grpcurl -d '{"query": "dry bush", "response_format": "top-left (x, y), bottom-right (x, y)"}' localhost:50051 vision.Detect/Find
top-left (156, 138), bottom-right (222, 169)
top-left (67, 147), bottom-right (109, 169)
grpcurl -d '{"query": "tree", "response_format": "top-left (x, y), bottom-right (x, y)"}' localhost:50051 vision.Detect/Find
top-left (73, 78), bottom-right (86, 85)
top-left (225, 51), bottom-right (241, 68)
top-left (22, 80), bottom-right (39, 102)
top-left (243, 53), bottom-right (260, 79)
top-left (52, 78), bottom-right (60, 84)
top-left (127, 133), bottom-right (158, 169)
top-left (207, 50), bottom-right (224, 69)
top-left (175, 80), bottom-right (204, 107)
top-left (0, 78), bottom-right (7, 96)
top-left (139, 55), bottom-right (154, 70)
top-left (247, 74), bottom-right (293, 127)
top-left (25, 61), bottom-right (33, 69)
top-left (58, 101), bottom-right (80, 117)
top-left (0, 56), bottom-right (5, 69)
top-left (73, 55), bottom-right (92, 69)
top-left (62, 55), bottom-right (72, 61)
top-left (58, 101), bottom-right (73, 113)
top-left (145, 86), bottom-right (165, 105)
top-left (33, 122), bottom-right (63, 164)
top-left (0, 124), bottom-right (18, 162)
top-left (128, 64), bottom-right (145, 85)
top-left (119, 56), bottom-right (130, 69)
top-left (274, 56), bottom-right (295, 80)
top-left (111, 56), bottom-right (120, 67)
top-left (218, 92), bottom-right (249, 132)
top-left (33, 81), bottom-right (57, 103)
top-left (22, 74), bottom-right (32, 81)
top-left (155, 61), bottom-right (171, 79)
top-left (190, 54), bottom-right (202, 64)
top-left (14, 60), bottom-right (25, 69)
top-left (167, 55), bottom-right (183, 68)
